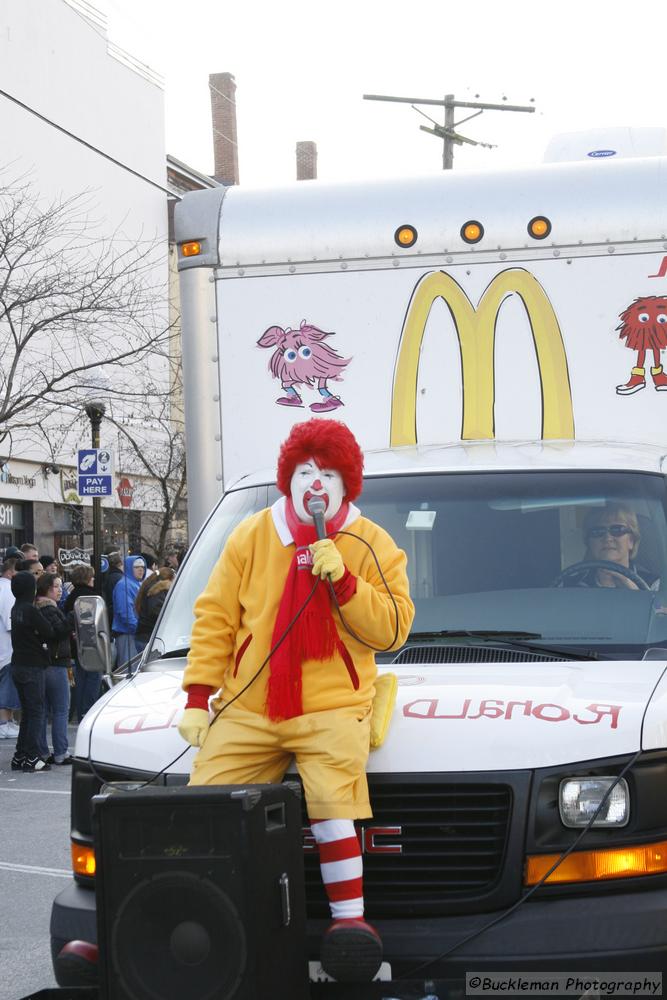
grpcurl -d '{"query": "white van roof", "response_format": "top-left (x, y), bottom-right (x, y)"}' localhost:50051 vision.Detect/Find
top-left (208, 154), bottom-right (667, 269)
top-left (228, 440), bottom-right (667, 490)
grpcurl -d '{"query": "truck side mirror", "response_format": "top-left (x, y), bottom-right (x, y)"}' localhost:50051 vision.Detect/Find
top-left (74, 595), bottom-right (113, 674)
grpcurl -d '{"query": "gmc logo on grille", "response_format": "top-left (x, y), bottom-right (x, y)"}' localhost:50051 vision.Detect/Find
top-left (302, 825), bottom-right (403, 854)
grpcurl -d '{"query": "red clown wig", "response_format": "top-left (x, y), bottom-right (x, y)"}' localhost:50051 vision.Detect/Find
top-left (276, 419), bottom-right (364, 501)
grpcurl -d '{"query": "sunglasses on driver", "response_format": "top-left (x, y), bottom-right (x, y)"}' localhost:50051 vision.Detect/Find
top-left (587, 524), bottom-right (634, 539)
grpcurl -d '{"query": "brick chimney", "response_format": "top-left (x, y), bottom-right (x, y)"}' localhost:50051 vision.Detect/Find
top-left (209, 72), bottom-right (239, 185)
top-left (296, 141), bottom-right (318, 180)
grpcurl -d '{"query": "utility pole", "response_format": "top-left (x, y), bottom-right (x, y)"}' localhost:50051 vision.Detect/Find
top-left (363, 92), bottom-right (535, 169)
top-left (443, 94), bottom-right (455, 170)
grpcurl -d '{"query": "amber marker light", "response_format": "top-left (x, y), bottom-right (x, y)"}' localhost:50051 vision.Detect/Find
top-left (71, 841), bottom-right (96, 877)
top-left (524, 838), bottom-right (667, 886)
top-left (180, 240), bottom-right (202, 258)
top-left (394, 225), bottom-right (418, 248)
top-left (528, 216), bottom-right (551, 240)
top-left (461, 220), bottom-right (484, 244)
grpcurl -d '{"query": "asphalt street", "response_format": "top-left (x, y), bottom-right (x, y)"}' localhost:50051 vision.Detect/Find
top-left (0, 725), bottom-right (78, 1000)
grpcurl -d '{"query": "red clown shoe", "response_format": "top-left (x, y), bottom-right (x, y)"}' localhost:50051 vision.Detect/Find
top-left (320, 917), bottom-right (383, 983)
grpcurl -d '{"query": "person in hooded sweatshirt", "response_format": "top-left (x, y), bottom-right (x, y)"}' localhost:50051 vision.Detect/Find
top-left (102, 552), bottom-right (123, 620)
top-left (10, 571), bottom-right (55, 772)
top-left (112, 555), bottom-right (146, 674)
top-left (134, 566), bottom-right (175, 653)
top-left (35, 572), bottom-right (75, 764)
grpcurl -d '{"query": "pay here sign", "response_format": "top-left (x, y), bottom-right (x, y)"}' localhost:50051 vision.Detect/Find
top-left (78, 448), bottom-right (114, 497)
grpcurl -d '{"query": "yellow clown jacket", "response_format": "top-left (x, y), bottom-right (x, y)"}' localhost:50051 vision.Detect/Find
top-left (182, 497), bottom-right (415, 716)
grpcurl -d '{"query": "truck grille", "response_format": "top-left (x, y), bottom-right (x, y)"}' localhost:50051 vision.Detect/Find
top-left (303, 781), bottom-right (512, 917)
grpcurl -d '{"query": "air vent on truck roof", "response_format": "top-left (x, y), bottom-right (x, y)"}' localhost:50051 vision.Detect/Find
top-left (543, 127), bottom-right (667, 162)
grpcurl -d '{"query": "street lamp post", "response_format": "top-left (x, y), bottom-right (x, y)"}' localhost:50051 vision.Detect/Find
top-left (84, 400), bottom-right (106, 596)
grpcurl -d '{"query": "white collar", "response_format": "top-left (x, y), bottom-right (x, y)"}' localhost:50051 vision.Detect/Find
top-left (270, 495), bottom-right (361, 547)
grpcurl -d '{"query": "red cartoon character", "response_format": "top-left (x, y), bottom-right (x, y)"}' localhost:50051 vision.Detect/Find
top-left (616, 295), bottom-right (667, 394)
top-left (257, 319), bottom-right (351, 412)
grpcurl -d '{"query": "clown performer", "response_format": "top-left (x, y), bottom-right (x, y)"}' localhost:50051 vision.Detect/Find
top-left (178, 419), bottom-right (414, 982)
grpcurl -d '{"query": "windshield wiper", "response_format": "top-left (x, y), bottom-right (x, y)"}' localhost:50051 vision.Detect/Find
top-left (408, 630), bottom-right (599, 660)
top-left (411, 629), bottom-right (542, 640)
top-left (156, 647), bottom-right (190, 660)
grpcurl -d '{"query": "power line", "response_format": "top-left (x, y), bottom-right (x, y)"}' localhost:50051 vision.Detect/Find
top-left (0, 86), bottom-right (178, 198)
top-left (363, 91), bottom-right (536, 169)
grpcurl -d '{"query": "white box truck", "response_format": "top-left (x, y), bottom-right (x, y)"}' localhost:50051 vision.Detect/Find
top-left (51, 141), bottom-right (667, 983)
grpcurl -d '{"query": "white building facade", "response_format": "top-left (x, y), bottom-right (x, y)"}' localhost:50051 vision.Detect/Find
top-left (0, 0), bottom-right (174, 561)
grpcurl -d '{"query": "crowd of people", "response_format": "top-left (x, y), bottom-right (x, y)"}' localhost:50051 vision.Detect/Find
top-left (0, 542), bottom-right (182, 773)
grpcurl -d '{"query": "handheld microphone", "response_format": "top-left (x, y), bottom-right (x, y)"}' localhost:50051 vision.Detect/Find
top-left (307, 496), bottom-right (327, 541)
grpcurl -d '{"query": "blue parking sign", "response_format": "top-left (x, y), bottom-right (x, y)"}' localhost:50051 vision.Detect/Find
top-left (78, 449), bottom-right (114, 497)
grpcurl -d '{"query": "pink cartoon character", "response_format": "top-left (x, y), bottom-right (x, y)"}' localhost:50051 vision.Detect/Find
top-left (257, 319), bottom-right (351, 412)
top-left (616, 295), bottom-right (667, 394)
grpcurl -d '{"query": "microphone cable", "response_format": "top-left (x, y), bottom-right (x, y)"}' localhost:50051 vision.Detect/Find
top-left (396, 663), bottom-right (667, 979)
top-left (323, 528), bottom-right (401, 653)
top-left (82, 515), bottom-right (666, 980)
top-left (143, 524), bottom-right (400, 784)
top-left (87, 520), bottom-right (401, 788)
top-left (398, 749), bottom-right (643, 980)
top-left (307, 497), bottom-right (401, 652)
top-left (85, 575), bottom-right (321, 789)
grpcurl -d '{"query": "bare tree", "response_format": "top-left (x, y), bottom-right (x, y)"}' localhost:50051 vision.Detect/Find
top-left (0, 174), bottom-right (171, 451)
top-left (106, 374), bottom-right (187, 562)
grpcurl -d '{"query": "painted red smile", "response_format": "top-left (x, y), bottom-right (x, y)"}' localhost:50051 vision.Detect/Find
top-left (304, 489), bottom-right (329, 512)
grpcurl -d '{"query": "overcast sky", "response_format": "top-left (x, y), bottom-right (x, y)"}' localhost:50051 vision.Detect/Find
top-left (98, 0), bottom-right (667, 186)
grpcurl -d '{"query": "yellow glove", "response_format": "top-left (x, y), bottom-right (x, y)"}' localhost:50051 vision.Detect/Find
top-left (310, 538), bottom-right (345, 582)
top-left (178, 708), bottom-right (210, 747)
top-left (370, 673), bottom-right (398, 749)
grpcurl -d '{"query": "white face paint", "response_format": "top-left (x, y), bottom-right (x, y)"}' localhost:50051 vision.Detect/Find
top-left (290, 457), bottom-right (345, 524)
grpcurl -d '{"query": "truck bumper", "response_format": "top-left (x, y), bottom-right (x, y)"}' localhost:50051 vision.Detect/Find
top-left (311, 889), bottom-right (667, 975)
top-left (52, 883), bottom-right (667, 986)
top-left (50, 883), bottom-right (98, 985)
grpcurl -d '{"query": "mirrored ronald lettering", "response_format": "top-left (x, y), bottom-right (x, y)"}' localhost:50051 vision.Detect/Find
top-left (403, 698), bottom-right (622, 727)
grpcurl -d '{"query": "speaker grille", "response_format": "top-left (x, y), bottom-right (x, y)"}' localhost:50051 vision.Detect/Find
top-left (112, 871), bottom-right (246, 1000)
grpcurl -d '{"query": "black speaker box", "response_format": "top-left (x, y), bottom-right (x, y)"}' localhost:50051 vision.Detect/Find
top-left (93, 783), bottom-right (310, 1000)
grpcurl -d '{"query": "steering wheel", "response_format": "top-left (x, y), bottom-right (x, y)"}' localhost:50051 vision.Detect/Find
top-left (551, 559), bottom-right (649, 590)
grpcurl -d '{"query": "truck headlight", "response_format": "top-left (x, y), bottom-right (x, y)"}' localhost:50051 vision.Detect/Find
top-left (559, 777), bottom-right (629, 828)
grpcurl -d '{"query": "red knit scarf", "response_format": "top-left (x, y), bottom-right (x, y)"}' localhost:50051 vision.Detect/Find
top-left (266, 498), bottom-right (350, 721)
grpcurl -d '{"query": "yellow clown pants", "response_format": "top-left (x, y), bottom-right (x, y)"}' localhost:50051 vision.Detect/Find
top-left (189, 701), bottom-right (373, 820)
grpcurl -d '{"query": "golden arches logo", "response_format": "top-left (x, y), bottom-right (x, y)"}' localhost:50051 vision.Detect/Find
top-left (390, 268), bottom-right (574, 444)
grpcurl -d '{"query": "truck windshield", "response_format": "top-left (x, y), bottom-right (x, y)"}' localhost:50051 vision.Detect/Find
top-left (151, 470), bottom-right (667, 662)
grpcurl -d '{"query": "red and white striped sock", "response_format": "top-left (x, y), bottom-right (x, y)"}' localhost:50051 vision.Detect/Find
top-left (310, 819), bottom-right (364, 919)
